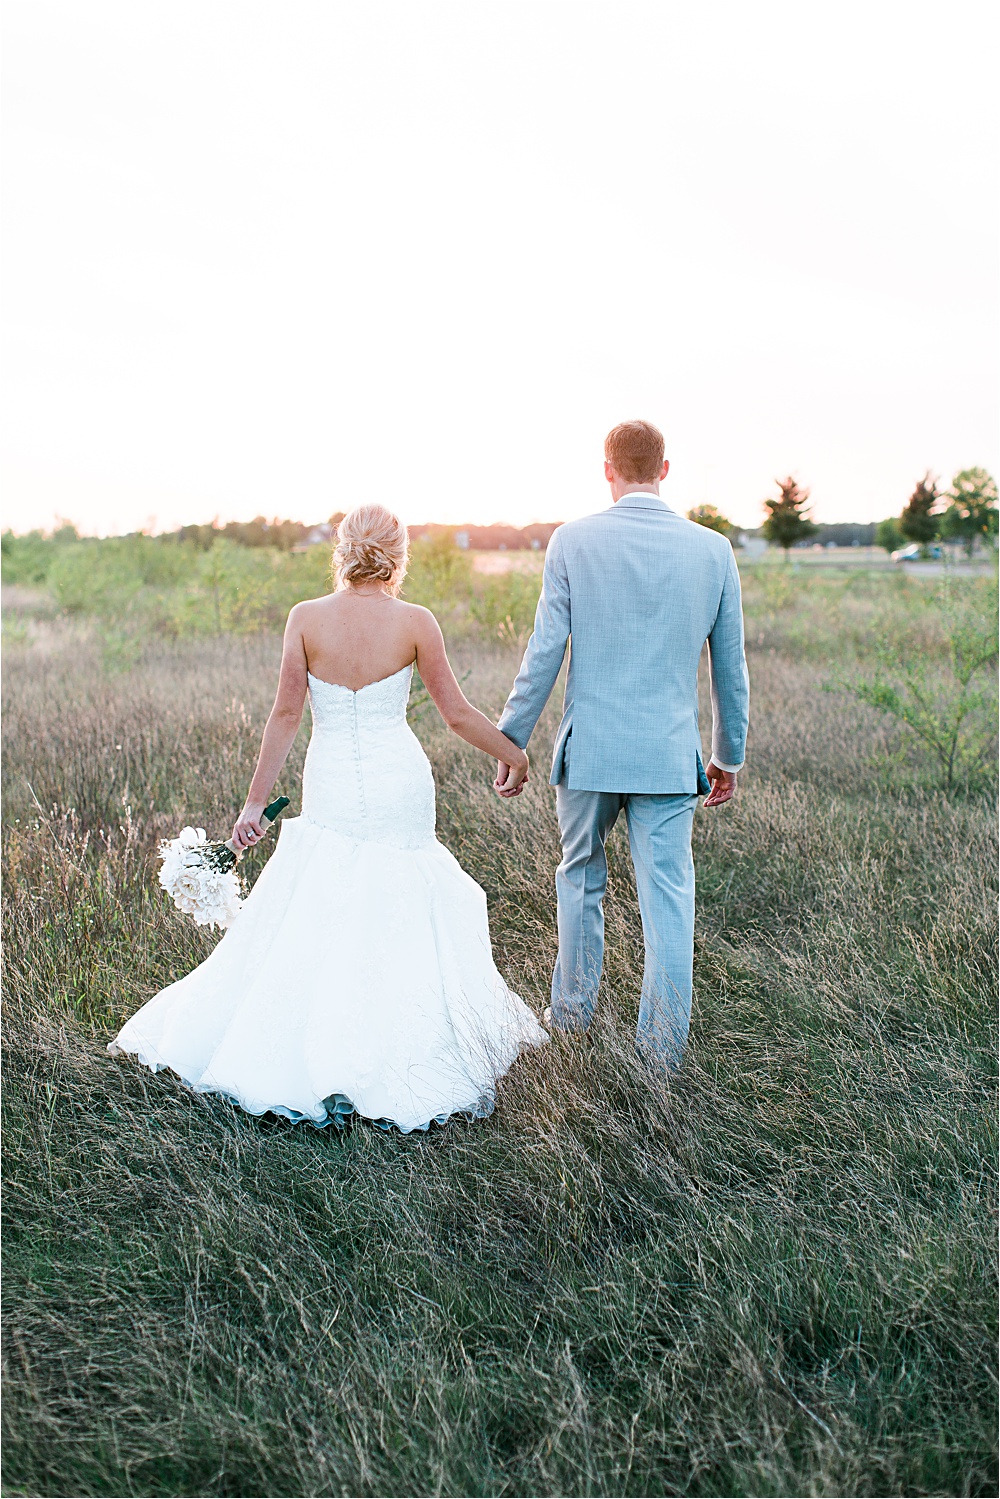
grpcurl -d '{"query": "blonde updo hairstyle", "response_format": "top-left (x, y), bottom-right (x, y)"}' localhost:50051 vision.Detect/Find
top-left (333, 503), bottom-right (409, 595)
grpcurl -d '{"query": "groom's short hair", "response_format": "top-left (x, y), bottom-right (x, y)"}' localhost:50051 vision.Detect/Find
top-left (604, 420), bottom-right (665, 484)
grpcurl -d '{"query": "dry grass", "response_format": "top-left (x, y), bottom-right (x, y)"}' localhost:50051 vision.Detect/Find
top-left (2, 569), bottom-right (997, 1497)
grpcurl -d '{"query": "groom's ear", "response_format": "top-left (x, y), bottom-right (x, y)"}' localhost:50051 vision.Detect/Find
top-left (660, 459), bottom-right (670, 480)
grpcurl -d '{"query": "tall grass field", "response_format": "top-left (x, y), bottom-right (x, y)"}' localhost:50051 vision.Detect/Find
top-left (2, 537), bottom-right (997, 1498)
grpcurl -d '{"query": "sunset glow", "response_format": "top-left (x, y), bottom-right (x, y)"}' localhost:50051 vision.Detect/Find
top-left (2, 1), bottom-right (997, 536)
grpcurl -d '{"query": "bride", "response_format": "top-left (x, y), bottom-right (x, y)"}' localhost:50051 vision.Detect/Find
top-left (110, 503), bottom-right (548, 1132)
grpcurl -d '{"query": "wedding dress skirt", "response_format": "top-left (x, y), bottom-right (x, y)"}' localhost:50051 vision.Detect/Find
top-left (110, 665), bottom-right (547, 1132)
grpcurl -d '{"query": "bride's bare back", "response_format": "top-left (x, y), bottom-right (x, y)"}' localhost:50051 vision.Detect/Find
top-left (296, 589), bottom-right (421, 691)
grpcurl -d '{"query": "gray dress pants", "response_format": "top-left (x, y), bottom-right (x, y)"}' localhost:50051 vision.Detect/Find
top-left (551, 784), bottom-right (699, 1065)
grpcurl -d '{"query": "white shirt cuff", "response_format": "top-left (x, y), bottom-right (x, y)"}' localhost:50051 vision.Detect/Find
top-left (712, 758), bottom-right (743, 774)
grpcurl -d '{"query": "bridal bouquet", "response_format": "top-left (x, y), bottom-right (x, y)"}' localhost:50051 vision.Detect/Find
top-left (158, 796), bottom-right (290, 929)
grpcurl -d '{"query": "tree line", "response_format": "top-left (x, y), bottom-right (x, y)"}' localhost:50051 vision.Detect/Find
top-left (686, 468), bottom-right (998, 558)
top-left (4, 466), bottom-right (996, 582)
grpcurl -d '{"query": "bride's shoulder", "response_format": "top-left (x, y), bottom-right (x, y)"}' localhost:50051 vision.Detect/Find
top-left (398, 599), bottom-right (440, 629)
top-left (283, 595), bottom-right (336, 634)
top-left (290, 594), bottom-right (337, 616)
top-left (391, 600), bottom-right (445, 649)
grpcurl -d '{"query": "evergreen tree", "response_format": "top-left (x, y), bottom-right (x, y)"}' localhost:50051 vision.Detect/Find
top-left (761, 478), bottom-right (818, 558)
top-left (899, 472), bottom-right (941, 548)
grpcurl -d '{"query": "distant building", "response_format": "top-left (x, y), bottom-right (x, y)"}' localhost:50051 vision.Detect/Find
top-left (291, 523), bottom-right (334, 553)
top-left (738, 534), bottom-right (768, 557)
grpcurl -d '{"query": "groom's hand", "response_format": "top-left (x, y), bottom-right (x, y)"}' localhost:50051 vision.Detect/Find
top-left (494, 756), bottom-right (529, 798)
top-left (703, 760), bottom-right (737, 807)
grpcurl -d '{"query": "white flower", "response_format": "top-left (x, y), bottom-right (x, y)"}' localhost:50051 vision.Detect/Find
top-left (158, 831), bottom-right (244, 928)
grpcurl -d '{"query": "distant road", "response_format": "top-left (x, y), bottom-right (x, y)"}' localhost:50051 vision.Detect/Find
top-left (739, 547), bottom-right (994, 578)
top-left (469, 546), bottom-right (995, 579)
top-left (892, 561), bottom-right (994, 578)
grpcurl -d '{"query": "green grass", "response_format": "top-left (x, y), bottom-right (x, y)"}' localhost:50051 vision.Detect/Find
top-left (2, 560), bottom-right (997, 1496)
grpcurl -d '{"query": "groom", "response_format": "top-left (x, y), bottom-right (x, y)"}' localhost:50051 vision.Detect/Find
top-left (494, 419), bottom-right (749, 1066)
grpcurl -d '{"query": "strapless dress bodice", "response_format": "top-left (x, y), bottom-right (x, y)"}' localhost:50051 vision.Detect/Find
top-left (306, 663), bottom-right (414, 731)
top-left (302, 664), bottom-right (436, 850)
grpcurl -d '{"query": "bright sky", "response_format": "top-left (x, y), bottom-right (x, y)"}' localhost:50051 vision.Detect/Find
top-left (2, 1), bottom-right (997, 536)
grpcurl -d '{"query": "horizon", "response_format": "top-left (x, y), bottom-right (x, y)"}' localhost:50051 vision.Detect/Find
top-left (2, 2), bottom-right (997, 537)
top-left (0, 490), bottom-right (982, 541)
top-left (2, 509), bottom-right (889, 544)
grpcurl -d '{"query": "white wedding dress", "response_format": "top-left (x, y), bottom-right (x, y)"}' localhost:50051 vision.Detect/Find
top-left (110, 665), bottom-right (547, 1131)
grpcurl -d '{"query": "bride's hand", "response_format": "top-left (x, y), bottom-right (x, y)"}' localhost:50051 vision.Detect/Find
top-left (494, 752), bottom-right (529, 798)
top-left (232, 802), bottom-right (267, 850)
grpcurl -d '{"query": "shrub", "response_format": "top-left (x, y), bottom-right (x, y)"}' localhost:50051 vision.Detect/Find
top-left (875, 517), bottom-right (902, 553)
top-left (1, 524), bottom-right (80, 586)
top-left (51, 535), bottom-right (195, 611)
top-left (168, 541), bottom-right (332, 636)
top-left (402, 532), bottom-right (474, 617)
top-left (839, 578), bottom-right (998, 792)
top-left (468, 569), bottom-right (543, 646)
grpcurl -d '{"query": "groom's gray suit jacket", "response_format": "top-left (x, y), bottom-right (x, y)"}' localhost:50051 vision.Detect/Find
top-left (497, 492), bottom-right (750, 795)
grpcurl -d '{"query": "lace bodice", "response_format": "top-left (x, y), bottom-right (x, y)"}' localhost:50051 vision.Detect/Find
top-left (307, 663), bottom-right (413, 730)
top-left (301, 664), bottom-right (436, 850)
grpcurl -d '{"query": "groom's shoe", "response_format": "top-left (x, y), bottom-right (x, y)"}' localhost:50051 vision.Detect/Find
top-left (543, 1004), bottom-right (594, 1038)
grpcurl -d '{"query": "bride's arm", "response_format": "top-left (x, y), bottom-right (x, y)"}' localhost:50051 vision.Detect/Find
top-left (232, 606), bottom-right (309, 849)
top-left (412, 609), bottom-right (529, 792)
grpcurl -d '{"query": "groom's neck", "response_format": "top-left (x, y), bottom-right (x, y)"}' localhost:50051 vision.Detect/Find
top-left (611, 479), bottom-right (660, 503)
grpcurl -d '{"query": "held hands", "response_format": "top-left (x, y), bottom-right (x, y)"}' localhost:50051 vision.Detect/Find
top-left (232, 802), bottom-right (267, 850)
top-left (494, 751), bottom-right (529, 798)
top-left (703, 759), bottom-right (738, 808)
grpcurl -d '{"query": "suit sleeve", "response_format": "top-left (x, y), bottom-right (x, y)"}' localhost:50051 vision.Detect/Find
top-left (497, 530), bottom-right (571, 750)
top-left (707, 547), bottom-right (750, 771)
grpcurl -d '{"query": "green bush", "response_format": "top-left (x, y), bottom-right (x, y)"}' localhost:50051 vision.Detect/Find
top-left (1, 524), bottom-right (80, 586)
top-left (47, 535), bottom-right (193, 614)
top-left (402, 532), bottom-right (474, 617)
top-left (838, 578), bottom-right (998, 792)
top-left (468, 568), bottom-right (543, 645)
top-left (33, 535), bottom-right (334, 638)
top-left (167, 541), bottom-right (332, 636)
top-left (875, 516), bottom-right (903, 553)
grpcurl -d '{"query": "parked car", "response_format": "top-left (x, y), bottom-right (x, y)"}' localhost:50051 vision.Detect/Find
top-left (891, 543), bottom-right (943, 562)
